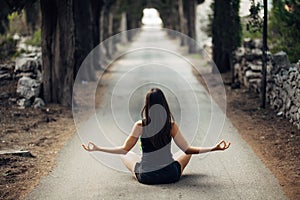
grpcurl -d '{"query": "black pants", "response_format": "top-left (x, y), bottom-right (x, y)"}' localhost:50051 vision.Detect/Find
top-left (134, 161), bottom-right (181, 185)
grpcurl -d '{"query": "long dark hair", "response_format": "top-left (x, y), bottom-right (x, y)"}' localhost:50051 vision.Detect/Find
top-left (141, 88), bottom-right (174, 148)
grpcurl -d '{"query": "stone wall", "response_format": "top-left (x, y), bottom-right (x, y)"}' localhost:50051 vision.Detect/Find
top-left (233, 38), bottom-right (300, 129)
top-left (0, 52), bottom-right (45, 109)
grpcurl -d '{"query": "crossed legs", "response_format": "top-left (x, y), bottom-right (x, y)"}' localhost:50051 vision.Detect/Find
top-left (121, 151), bottom-right (192, 177)
top-left (120, 151), bottom-right (141, 176)
top-left (173, 151), bottom-right (192, 175)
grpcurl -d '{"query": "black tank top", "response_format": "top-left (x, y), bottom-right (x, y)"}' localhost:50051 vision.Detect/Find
top-left (139, 121), bottom-right (174, 172)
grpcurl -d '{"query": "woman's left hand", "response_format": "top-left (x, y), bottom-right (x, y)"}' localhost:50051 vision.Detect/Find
top-left (82, 142), bottom-right (99, 152)
top-left (212, 140), bottom-right (231, 151)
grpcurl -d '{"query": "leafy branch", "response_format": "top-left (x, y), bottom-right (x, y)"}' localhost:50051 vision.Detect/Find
top-left (247, 0), bottom-right (264, 33)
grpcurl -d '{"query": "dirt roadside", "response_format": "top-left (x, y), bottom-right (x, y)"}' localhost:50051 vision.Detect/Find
top-left (0, 70), bottom-right (108, 200)
top-left (192, 67), bottom-right (300, 200)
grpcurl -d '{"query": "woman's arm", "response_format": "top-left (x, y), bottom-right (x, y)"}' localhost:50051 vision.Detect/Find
top-left (171, 122), bottom-right (231, 154)
top-left (82, 121), bottom-right (142, 154)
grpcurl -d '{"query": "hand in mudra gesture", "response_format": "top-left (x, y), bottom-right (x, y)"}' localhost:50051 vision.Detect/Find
top-left (82, 142), bottom-right (99, 152)
top-left (213, 140), bottom-right (231, 151)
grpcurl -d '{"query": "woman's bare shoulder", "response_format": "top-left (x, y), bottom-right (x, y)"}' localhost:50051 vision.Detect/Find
top-left (135, 120), bottom-right (143, 126)
top-left (170, 122), bottom-right (179, 137)
top-left (171, 121), bottom-right (178, 128)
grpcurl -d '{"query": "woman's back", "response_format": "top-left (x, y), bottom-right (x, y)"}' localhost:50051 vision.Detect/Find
top-left (139, 120), bottom-right (174, 172)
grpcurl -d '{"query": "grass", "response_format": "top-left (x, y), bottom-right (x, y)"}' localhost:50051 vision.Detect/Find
top-left (25, 29), bottom-right (41, 47)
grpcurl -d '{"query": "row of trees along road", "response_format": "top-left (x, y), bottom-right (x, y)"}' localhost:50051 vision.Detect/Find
top-left (1, 0), bottom-right (241, 106)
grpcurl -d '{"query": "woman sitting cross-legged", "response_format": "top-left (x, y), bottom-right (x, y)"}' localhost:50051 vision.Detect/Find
top-left (82, 88), bottom-right (231, 185)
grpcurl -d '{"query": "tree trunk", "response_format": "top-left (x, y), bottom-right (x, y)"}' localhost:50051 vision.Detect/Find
top-left (102, 5), bottom-right (112, 59)
top-left (178, 0), bottom-right (187, 46)
top-left (212, 0), bottom-right (241, 73)
top-left (41, 0), bottom-right (75, 106)
top-left (41, 0), bottom-right (102, 106)
top-left (90, 0), bottom-right (104, 70)
top-left (261, 0), bottom-right (268, 108)
top-left (24, 1), bottom-right (40, 35)
top-left (212, 0), bottom-right (230, 73)
top-left (184, 0), bottom-right (197, 53)
top-left (90, 0), bottom-right (104, 47)
top-left (73, 0), bottom-right (96, 81)
top-left (120, 12), bottom-right (128, 44)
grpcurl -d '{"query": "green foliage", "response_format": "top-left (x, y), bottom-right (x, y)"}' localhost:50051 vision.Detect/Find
top-left (25, 29), bottom-right (41, 46)
top-left (269, 0), bottom-right (300, 62)
top-left (8, 11), bottom-right (27, 35)
top-left (0, 0), bottom-right (35, 35)
top-left (241, 17), bottom-right (261, 39)
top-left (247, 0), bottom-right (263, 33)
top-left (7, 12), bottom-right (19, 21)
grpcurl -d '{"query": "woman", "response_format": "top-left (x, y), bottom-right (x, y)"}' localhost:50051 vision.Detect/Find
top-left (82, 88), bottom-right (230, 184)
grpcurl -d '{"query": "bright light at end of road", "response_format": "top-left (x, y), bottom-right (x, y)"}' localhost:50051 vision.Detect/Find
top-left (142, 8), bottom-right (163, 27)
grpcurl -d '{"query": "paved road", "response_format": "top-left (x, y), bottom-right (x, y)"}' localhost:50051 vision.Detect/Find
top-left (25, 28), bottom-right (287, 200)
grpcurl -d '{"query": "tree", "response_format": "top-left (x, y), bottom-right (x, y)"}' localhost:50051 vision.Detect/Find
top-left (24, 1), bottom-right (40, 35)
top-left (262, 0), bottom-right (268, 108)
top-left (269, 0), bottom-right (300, 63)
top-left (40, 0), bottom-right (104, 106)
top-left (178, 0), bottom-right (187, 45)
top-left (41, 0), bottom-right (75, 106)
top-left (212, 0), bottom-right (241, 73)
top-left (0, 0), bottom-right (36, 34)
top-left (185, 0), bottom-right (197, 53)
top-left (39, 0), bottom-right (210, 106)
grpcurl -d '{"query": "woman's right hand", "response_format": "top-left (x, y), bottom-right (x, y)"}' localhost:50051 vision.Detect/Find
top-left (212, 140), bottom-right (231, 151)
top-left (82, 142), bottom-right (99, 152)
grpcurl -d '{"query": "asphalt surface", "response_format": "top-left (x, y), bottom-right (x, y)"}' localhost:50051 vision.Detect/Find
top-left (25, 28), bottom-right (287, 200)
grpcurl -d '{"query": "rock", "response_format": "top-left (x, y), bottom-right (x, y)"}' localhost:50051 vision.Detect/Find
top-left (286, 97), bottom-right (291, 110)
top-left (17, 98), bottom-right (32, 109)
top-left (15, 54), bottom-right (40, 73)
top-left (0, 73), bottom-right (11, 80)
top-left (283, 83), bottom-right (295, 97)
top-left (33, 98), bottom-right (45, 109)
top-left (267, 64), bottom-right (273, 74)
top-left (296, 60), bottom-right (300, 70)
top-left (273, 97), bottom-right (283, 110)
top-left (243, 38), bottom-right (253, 49)
top-left (0, 63), bottom-right (14, 71)
top-left (234, 63), bottom-right (240, 78)
top-left (16, 59), bottom-right (37, 73)
top-left (244, 51), bottom-right (256, 61)
top-left (15, 72), bottom-right (37, 79)
top-left (245, 70), bottom-right (261, 79)
top-left (0, 70), bottom-right (8, 74)
top-left (249, 78), bottom-right (261, 93)
top-left (13, 33), bottom-right (20, 40)
top-left (253, 39), bottom-right (263, 49)
top-left (251, 49), bottom-right (263, 59)
top-left (272, 51), bottom-right (290, 73)
top-left (290, 105), bottom-right (298, 113)
top-left (36, 69), bottom-right (42, 82)
top-left (234, 47), bottom-right (245, 62)
top-left (276, 111), bottom-right (283, 116)
top-left (8, 97), bottom-right (17, 104)
top-left (0, 92), bottom-right (9, 99)
top-left (0, 150), bottom-right (35, 158)
top-left (248, 63), bottom-right (262, 72)
top-left (16, 76), bottom-right (41, 99)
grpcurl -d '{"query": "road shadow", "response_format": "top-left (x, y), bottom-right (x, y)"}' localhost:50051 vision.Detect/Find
top-left (126, 173), bottom-right (224, 190)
